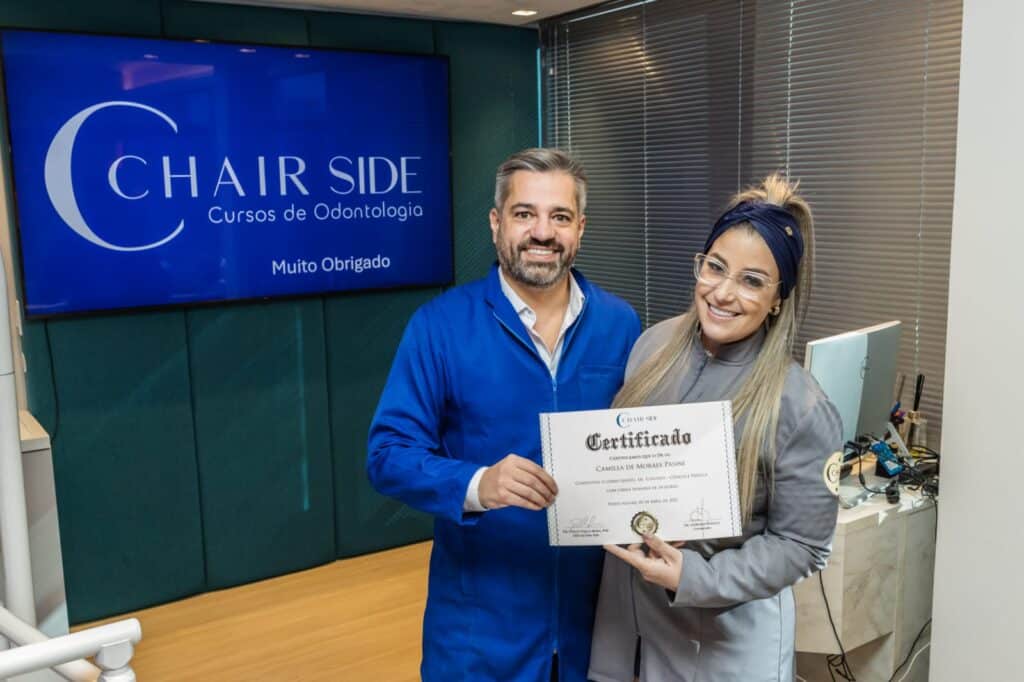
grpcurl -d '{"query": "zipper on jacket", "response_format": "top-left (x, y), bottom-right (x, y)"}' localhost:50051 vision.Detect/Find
top-left (546, 290), bottom-right (587, 663)
top-left (679, 348), bottom-right (710, 402)
top-left (629, 561), bottom-right (642, 677)
top-left (552, 547), bottom-right (560, 660)
top-left (492, 309), bottom-right (565, 660)
top-left (551, 374), bottom-right (560, 659)
top-left (630, 568), bottom-right (641, 634)
top-left (491, 311), bottom-right (550, 373)
top-left (626, 348), bottom-right (708, 675)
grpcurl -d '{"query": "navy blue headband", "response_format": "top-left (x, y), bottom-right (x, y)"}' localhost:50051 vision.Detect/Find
top-left (703, 201), bottom-right (804, 299)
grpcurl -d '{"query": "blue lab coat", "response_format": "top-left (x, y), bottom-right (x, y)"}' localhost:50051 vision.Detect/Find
top-left (368, 265), bottom-right (641, 681)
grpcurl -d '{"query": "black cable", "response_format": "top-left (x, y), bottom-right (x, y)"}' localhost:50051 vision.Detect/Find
top-left (856, 453), bottom-right (887, 495)
top-left (897, 448), bottom-right (939, 503)
top-left (887, 619), bottom-right (931, 681)
top-left (820, 571), bottom-right (856, 681)
top-left (829, 438), bottom-right (938, 682)
top-left (886, 447), bottom-right (937, 681)
top-left (927, 495), bottom-right (938, 544)
top-left (43, 320), bottom-right (60, 446)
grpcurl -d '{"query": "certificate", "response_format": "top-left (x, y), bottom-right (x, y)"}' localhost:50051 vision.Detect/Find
top-left (540, 401), bottom-right (743, 546)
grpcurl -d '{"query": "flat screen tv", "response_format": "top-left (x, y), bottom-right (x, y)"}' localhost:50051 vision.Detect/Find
top-left (0, 29), bottom-right (453, 317)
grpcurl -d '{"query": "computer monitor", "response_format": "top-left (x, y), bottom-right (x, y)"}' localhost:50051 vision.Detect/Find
top-left (804, 321), bottom-right (902, 445)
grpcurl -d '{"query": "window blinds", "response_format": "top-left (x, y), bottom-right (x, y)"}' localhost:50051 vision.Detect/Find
top-left (541, 0), bottom-right (961, 439)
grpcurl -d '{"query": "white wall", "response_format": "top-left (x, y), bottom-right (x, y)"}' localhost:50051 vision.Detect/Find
top-left (930, 1), bottom-right (1024, 678)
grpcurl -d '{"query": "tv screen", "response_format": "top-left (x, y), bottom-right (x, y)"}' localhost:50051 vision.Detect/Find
top-left (0, 30), bottom-right (453, 317)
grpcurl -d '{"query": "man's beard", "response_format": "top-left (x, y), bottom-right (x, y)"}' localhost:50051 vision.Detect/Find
top-left (496, 228), bottom-right (577, 288)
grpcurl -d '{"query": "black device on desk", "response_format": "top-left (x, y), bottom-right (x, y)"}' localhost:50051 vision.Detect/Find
top-left (885, 479), bottom-right (900, 504)
top-left (907, 373), bottom-right (925, 445)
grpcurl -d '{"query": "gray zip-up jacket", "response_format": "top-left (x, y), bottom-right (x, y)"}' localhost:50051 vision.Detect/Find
top-left (589, 316), bottom-right (842, 682)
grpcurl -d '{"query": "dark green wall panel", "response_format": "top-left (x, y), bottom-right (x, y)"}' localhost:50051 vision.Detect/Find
top-left (435, 23), bottom-right (540, 283)
top-left (45, 313), bottom-right (204, 624)
top-left (308, 11), bottom-right (434, 53)
top-left (22, 324), bottom-right (55, 441)
top-left (0, 0), bottom-right (161, 34)
top-left (187, 301), bottom-right (334, 588)
top-left (328, 288), bottom-right (438, 557)
top-left (161, 1), bottom-right (308, 44)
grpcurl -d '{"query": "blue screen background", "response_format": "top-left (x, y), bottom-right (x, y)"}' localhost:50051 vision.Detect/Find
top-left (1, 30), bottom-right (453, 316)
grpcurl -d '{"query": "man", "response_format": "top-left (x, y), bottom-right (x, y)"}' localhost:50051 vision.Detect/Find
top-left (367, 148), bottom-right (640, 681)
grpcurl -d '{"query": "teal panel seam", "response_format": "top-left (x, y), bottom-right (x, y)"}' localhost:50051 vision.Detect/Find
top-left (295, 309), bottom-right (310, 512)
top-left (183, 309), bottom-right (209, 589)
top-left (321, 297), bottom-right (339, 557)
top-left (297, 17), bottom-right (313, 515)
top-left (42, 321), bottom-right (61, 445)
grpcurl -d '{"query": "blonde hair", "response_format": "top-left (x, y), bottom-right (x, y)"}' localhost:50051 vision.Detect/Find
top-left (613, 173), bottom-right (814, 524)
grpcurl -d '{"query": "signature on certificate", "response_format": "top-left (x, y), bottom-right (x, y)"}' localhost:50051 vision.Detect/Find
top-left (689, 498), bottom-right (718, 524)
top-left (567, 514), bottom-right (599, 530)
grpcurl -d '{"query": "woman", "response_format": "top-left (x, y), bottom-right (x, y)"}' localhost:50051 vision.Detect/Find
top-left (588, 174), bottom-right (843, 681)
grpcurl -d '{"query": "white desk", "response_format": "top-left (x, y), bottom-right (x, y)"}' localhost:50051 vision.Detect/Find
top-left (794, 479), bottom-right (936, 682)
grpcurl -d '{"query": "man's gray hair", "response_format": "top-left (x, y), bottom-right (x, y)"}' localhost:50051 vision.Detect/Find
top-left (494, 148), bottom-right (587, 214)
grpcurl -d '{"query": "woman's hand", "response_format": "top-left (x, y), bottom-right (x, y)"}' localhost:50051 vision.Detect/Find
top-left (604, 535), bottom-right (685, 591)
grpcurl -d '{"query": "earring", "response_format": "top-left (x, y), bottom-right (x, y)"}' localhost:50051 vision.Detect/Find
top-left (771, 304), bottom-right (781, 316)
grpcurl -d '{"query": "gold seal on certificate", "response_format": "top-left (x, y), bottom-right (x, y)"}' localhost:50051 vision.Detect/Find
top-left (630, 511), bottom-right (659, 536)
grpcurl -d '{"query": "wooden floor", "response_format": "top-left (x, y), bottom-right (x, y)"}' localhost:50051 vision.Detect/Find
top-left (83, 542), bottom-right (431, 681)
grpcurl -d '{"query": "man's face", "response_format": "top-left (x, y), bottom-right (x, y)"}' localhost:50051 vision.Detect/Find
top-left (490, 170), bottom-right (585, 289)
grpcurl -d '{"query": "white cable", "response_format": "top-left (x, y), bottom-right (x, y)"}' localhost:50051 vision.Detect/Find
top-left (795, 675), bottom-right (809, 682)
top-left (896, 641), bottom-right (931, 682)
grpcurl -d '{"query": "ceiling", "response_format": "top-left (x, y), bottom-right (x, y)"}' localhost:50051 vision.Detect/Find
top-left (194, 0), bottom-right (602, 26)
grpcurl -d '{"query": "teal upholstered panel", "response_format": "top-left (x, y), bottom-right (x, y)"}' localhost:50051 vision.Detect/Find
top-left (327, 288), bottom-right (438, 557)
top-left (186, 301), bottom-right (335, 588)
top-left (0, 0), bottom-right (161, 35)
top-left (42, 314), bottom-right (204, 623)
top-left (308, 11), bottom-right (434, 54)
top-left (160, 0), bottom-right (308, 45)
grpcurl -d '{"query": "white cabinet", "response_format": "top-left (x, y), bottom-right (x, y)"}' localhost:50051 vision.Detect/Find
top-left (795, 485), bottom-right (936, 682)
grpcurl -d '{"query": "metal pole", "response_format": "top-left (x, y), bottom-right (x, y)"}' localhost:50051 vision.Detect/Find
top-left (0, 254), bottom-right (34, 625)
top-left (0, 605), bottom-right (100, 680)
top-left (0, 617), bottom-right (140, 678)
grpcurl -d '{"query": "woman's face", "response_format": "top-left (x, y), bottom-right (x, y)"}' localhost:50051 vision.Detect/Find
top-left (695, 226), bottom-right (783, 354)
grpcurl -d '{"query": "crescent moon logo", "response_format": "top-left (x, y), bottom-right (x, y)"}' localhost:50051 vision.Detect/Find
top-left (44, 100), bottom-right (185, 252)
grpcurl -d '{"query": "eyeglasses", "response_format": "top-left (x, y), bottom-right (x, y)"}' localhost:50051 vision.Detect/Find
top-left (693, 253), bottom-right (780, 301)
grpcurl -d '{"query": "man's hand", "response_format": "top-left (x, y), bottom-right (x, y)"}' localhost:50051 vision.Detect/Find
top-left (478, 454), bottom-right (558, 511)
top-left (604, 534), bottom-right (685, 591)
